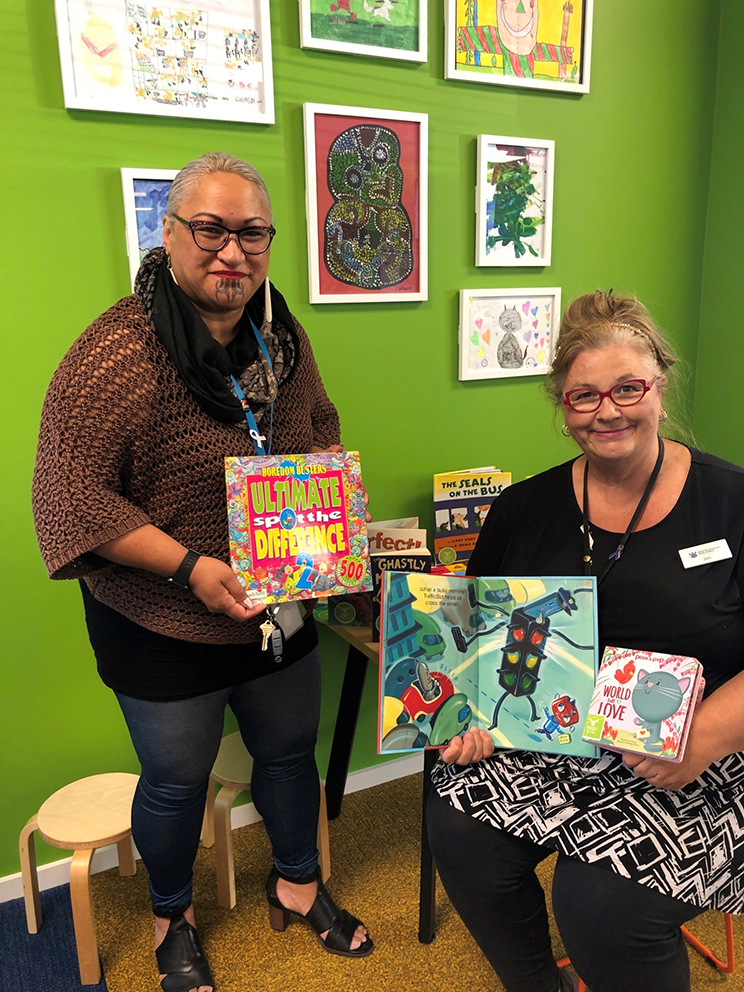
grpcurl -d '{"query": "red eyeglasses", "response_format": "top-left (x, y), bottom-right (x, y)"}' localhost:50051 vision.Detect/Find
top-left (562, 377), bottom-right (657, 414)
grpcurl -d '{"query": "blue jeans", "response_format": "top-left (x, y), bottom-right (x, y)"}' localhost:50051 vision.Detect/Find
top-left (115, 647), bottom-right (321, 915)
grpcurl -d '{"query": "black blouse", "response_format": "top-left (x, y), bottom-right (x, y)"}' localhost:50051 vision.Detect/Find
top-left (468, 448), bottom-right (744, 694)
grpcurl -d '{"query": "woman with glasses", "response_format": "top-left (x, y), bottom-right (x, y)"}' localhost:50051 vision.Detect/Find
top-left (32, 152), bottom-right (372, 992)
top-left (427, 291), bottom-right (744, 992)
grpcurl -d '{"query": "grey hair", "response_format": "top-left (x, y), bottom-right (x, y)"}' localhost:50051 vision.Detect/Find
top-left (166, 152), bottom-right (273, 221)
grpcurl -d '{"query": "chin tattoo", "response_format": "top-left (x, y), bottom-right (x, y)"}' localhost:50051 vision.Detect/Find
top-left (215, 278), bottom-right (245, 304)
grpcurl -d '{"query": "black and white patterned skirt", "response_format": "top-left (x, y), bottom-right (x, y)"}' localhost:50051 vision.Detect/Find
top-left (432, 750), bottom-right (744, 913)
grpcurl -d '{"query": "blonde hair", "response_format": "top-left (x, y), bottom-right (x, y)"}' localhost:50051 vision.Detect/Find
top-left (166, 152), bottom-right (273, 221)
top-left (546, 291), bottom-right (693, 442)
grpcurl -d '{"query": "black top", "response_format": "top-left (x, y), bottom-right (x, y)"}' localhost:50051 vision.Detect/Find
top-left (468, 448), bottom-right (744, 695)
top-left (81, 581), bottom-right (319, 700)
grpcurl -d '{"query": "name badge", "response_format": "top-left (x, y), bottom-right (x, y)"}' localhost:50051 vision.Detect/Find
top-left (678, 539), bottom-right (732, 569)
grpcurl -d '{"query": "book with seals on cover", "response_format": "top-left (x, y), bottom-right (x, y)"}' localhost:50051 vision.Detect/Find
top-left (582, 646), bottom-right (705, 762)
top-left (225, 450), bottom-right (372, 605)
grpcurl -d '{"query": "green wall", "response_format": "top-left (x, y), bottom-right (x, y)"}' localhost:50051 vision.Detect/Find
top-left (695, 0), bottom-right (744, 464)
top-left (2, 0), bottom-right (721, 878)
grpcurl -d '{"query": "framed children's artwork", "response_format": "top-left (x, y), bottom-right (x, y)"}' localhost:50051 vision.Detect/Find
top-left (121, 168), bottom-right (176, 290)
top-left (445, 0), bottom-right (593, 94)
top-left (476, 134), bottom-right (555, 268)
top-left (299, 0), bottom-right (427, 63)
top-left (303, 103), bottom-right (428, 304)
top-left (458, 287), bottom-right (561, 381)
top-left (55, 0), bottom-right (274, 124)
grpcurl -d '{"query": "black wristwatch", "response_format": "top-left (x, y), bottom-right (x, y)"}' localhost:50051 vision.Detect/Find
top-left (167, 550), bottom-right (202, 590)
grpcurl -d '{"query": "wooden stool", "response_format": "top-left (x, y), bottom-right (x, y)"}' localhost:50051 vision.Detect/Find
top-left (201, 731), bottom-right (331, 909)
top-left (19, 772), bottom-right (139, 985)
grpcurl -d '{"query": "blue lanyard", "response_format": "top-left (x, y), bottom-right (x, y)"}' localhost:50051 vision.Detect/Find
top-left (229, 317), bottom-right (273, 456)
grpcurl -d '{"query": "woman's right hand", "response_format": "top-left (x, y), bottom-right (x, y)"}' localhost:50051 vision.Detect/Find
top-left (440, 729), bottom-right (495, 765)
top-left (188, 556), bottom-right (266, 621)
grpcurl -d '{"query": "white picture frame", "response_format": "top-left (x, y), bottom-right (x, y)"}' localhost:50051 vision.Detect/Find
top-left (459, 287), bottom-right (561, 381)
top-left (298, 0), bottom-right (427, 63)
top-left (445, 0), bottom-right (593, 95)
top-left (55, 0), bottom-right (275, 124)
top-left (476, 134), bottom-right (555, 268)
top-left (121, 168), bottom-right (177, 290)
top-left (303, 103), bottom-right (428, 304)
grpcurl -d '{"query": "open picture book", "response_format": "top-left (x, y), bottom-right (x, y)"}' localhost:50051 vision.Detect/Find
top-left (379, 572), bottom-right (598, 757)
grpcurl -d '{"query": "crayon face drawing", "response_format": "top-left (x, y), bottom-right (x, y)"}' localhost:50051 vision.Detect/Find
top-left (458, 287), bottom-right (561, 381)
top-left (445, 0), bottom-right (593, 94)
top-left (299, 0), bottom-right (427, 62)
top-left (476, 137), bottom-right (554, 267)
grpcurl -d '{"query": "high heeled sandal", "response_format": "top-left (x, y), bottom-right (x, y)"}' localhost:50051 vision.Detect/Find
top-left (155, 912), bottom-right (215, 992)
top-left (266, 867), bottom-right (374, 958)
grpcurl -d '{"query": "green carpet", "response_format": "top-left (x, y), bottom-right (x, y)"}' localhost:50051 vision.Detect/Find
top-left (90, 773), bottom-right (742, 992)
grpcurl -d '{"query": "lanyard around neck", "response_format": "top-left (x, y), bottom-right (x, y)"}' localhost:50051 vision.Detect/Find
top-left (229, 316), bottom-right (273, 456)
top-left (582, 437), bottom-right (665, 586)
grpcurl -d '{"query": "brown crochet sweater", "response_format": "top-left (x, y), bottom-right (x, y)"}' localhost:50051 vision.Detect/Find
top-left (32, 295), bottom-right (340, 643)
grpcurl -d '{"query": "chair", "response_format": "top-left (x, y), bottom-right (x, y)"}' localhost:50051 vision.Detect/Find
top-left (557, 914), bottom-right (736, 989)
top-left (682, 913), bottom-right (736, 974)
top-left (19, 772), bottom-right (139, 985)
top-left (201, 731), bottom-right (331, 909)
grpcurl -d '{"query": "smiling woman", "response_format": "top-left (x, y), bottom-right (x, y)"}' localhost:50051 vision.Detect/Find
top-left (32, 151), bottom-right (373, 992)
top-left (428, 290), bottom-right (744, 992)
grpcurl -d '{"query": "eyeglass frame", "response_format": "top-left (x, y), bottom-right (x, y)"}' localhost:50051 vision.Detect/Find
top-left (562, 377), bottom-right (658, 414)
top-left (170, 213), bottom-right (276, 255)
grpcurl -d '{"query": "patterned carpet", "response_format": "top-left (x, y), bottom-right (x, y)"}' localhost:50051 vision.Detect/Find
top-left (77, 773), bottom-right (743, 991)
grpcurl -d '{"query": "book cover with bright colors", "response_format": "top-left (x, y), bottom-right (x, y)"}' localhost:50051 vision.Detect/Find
top-left (433, 467), bottom-right (511, 568)
top-left (582, 647), bottom-right (704, 763)
top-left (379, 572), bottom-right (598, 756)
top-left (225, 451), bottom-right (372, 605)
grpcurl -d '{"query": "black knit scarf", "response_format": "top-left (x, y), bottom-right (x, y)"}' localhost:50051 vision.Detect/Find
top-left (134, 247), bottom-right (297, 425)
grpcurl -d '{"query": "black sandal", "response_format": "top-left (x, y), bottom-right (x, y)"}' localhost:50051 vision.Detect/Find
top-left (155, 912), bottom-right (215, 992)
top-left (266, 867), bottom-right (374, 958)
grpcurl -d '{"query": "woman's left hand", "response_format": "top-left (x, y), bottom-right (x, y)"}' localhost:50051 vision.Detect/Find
top-left (622, 731), bottom-right (714, 790)
top-left (311, 443), bottom-right (372, 522)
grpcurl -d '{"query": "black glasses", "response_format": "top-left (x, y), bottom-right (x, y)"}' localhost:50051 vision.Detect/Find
top-left (562, 377), bottom-right (657, 413)
top-left (171, 214), bottom-right (275, 255)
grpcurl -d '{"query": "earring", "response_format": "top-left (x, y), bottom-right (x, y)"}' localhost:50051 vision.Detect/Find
top-left (561, 424), bottom-right (572, 437)
top-left (165, 253), bottom-right (172, 268)
top-left (659, 410), bottom-right (668, 424)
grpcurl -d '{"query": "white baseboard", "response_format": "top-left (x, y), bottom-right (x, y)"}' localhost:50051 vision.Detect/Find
top-left (1, 753), bottom-right (423, 905)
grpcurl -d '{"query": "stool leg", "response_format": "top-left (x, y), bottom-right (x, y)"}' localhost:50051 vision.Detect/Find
top-left (19, 815), bottom-right (42, 933)
top-left (202, 777), bottom-right (216, 849)
top-left (116, 835), bottom-right (136, 877)
top-left (214, 785), bottom-right (242, 910)
top-left (318, 778), bottom-right (331, 884)
top-left (69, 848), bottom-right (100, 985)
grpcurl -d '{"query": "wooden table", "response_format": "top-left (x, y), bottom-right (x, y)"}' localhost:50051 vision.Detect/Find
top-left (321, 622), bottom-right (437, 943)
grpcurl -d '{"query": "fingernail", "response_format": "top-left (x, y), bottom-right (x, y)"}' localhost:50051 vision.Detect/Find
top-left (244, 598), bottom-right (254, 608)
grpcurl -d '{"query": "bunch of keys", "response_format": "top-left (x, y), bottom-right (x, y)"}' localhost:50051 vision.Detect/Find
top-left (260, 606), bottom-right (285, 663)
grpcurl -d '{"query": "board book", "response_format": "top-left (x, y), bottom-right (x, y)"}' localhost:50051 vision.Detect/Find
top-left (379, 572), bottom-right (598, 756)
top-left (225, 451), bottom-right (371, 605)
top-left (582, 646), bottom-right (704, 762)
top-left (433, 467), bottom-right (511, 572)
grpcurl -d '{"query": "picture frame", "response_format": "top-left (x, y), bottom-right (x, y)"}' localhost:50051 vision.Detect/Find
top-left (298, 0), bottom-right (427, 63)
top-left (303, 103), bottom-right (428, 304)
top-left (458, 287), bottom-right (561, 381)
top-left (55, 0), bottom-right (275, 124)
top-left (476, 134), bottom-right (555, 268)
top-left (121, 168), bottom-right (177, 291)
top-left (445, 0), bottom-right (593, 95)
